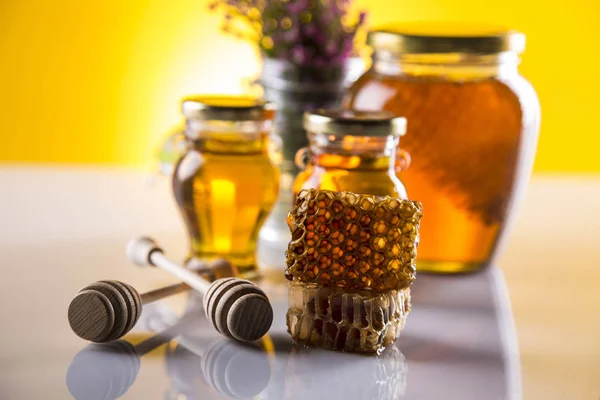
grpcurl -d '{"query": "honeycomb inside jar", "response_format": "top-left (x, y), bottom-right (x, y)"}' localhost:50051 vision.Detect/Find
top-left (286, 188), bottom-right (423, 291)
top-left (286, 281), bottom-right (411, 354)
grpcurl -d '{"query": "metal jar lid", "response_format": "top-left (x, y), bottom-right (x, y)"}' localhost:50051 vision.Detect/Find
top-left (181, 95), bottom-right (275, 121)
top-left (303, 109), bottom-right (407, 137)
top-left (367, 22), bottom-right (525, 55)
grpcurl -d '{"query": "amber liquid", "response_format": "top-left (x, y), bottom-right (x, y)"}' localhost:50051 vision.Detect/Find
top-left (172, 132), bottom-right (279, 277)
top-left (345, 71), bottom-right (537, 273)
top-left (293, 153), bottom-right (407, 200)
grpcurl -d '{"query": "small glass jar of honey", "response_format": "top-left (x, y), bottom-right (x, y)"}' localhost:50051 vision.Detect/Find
top-left (172, 96), bottom-right (279, 277)
top-left (293, 109), bottom-right (409, 199)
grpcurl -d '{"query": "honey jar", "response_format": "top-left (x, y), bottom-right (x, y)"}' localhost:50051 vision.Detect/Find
top-left (293, 109), bottom-right (410, 199)
top-left (343, 23), bottom-right (541, 273)
top-left (172, 96), bottom-right (279, 277)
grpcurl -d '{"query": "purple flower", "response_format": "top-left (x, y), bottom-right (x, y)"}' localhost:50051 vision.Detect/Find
top-left (325, 41), bottom-right (338, 56)
top-left (313, 56), bottom-right (325, 68)
top-left (209, 0), bottom-right (368, 67)
top-left (282, 27), bottom-right (300, 42)
top-left (313, 31), bottom-right (325, 44)
top-left (287, 0), bottom-right (309, 14)
top-left (292, 46), bottom-right (307, 64)
top-left (304, 23), bottom-right (317, 36)
top-left (320, 10), bottom-right (334, 24)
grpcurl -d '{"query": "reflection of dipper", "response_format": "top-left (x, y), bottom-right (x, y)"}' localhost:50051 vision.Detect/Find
top-left (166, 340), bottom-right (271, 399)
top-left (66, 331), bottom-right (272, 400)
top-left (66, 308), bottom-right (199, 400)
top-left (66, 340), bottom-right (140, 400)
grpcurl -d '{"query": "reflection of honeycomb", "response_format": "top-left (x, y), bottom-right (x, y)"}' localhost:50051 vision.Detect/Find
top-left (286, 282), bottom-right (411, 354)
top-left (285, 344), bottom-right (408, 399)
top-left (286, 189), bottom-right (423, 291)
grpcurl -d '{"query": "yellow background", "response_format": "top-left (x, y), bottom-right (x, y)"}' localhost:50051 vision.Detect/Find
top-left (1, 0), bottom-right (598, 171)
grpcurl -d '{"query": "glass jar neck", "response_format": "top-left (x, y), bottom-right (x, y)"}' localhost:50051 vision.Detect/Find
top-left (308, 132), bottom-right (398, 171)
top-left (185, 120), bottom-right (271, 154)
top-left (371, 51), bottom-right (520, 80)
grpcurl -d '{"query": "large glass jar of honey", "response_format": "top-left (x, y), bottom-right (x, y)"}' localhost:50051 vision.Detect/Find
top-left (343, 23), bottom-right (541, 273)
top-left (172, 96), bottom-right (279, 277)
top-left (293, 109), bottom-right (409, 199)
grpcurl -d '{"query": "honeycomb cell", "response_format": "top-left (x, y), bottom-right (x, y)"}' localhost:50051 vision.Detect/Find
top-left (345, 192), bottom-right (358, 205)
top-left (286, 282), bottom-right (411, 354)
top-left (373, 204), bottom-right (387, 218)
top-left (346, 222), bottom-right (360, 236)
top-left (316, 223), bottom-right (332, 238)
top-left (373, 236), bottom-right (387, 251)
top-left (331, 200), bottom-right (344, 214)
top-left (358, 230), bottom-right (371, 243)
top-left (387, 228), bottom-right (402, 242)
top-left (318, 240), bottom-right (332, 254)
top-left (331, 217), bottom-right (344, 230)
top-left (332, 262), bottom-right (345, 276)
top-left (345, 238), bottom-right (358, 252)
top-left (373, 253), bottom-right (385, 266)
top-left (316, 196), bottom-right (330, 209)
top-left (359, 214), bottom-right (372, 227)
top-left (332, 246), bottom-right (344, 260)
top-left (345, 208), bottom-right (358, 220)
top-left (286, 189), bottom-right (423, 291)
top-left (385, 243), bottom-right (402, 258)
top-left (305, 231), bottom-right (317, 246)
top-left (318, 255), bottom-right (332, 270)
top-left (330, 231), bottom-right (345, 245)
top-left (316, 208), bottom-right (332, 223)
top-left (359, 197), bottom-right (375, 211)
top-left (373, 220), bottom-right (387, 234)
top-left (307, 200), bottom-right (318, 216)
top-left (291, 228), bottom-right (304, 241)
top-left (358, 245), bottom-right (372, 258)
top-left (305, 216), bottom-right (317, 230)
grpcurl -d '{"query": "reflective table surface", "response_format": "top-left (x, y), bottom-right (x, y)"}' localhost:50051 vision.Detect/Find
top-left (0, 168), bottom-right (520, 399)
top-left (63, 268), bottom-right (519, 400)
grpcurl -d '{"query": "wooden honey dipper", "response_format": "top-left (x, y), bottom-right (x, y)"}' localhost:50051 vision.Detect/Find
top-left (126, 236), bottom-right (273, 342)
top-left (67, 257), bottom-right (232, 343)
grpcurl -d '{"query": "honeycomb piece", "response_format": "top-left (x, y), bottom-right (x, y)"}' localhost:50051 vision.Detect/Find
top-left (285, 344), bottom-right (407, 399)
top-left (286, 282), bottom-right (411, 354)
top-left (286, 188), bottom-right (423, 291)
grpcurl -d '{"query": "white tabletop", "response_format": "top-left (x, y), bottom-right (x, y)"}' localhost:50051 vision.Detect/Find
top-left (0, 166), bottom-right (595, 399)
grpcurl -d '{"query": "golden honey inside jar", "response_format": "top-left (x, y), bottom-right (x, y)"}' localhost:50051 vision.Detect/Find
top-left (172, 95), bottom-right (279, 277)
top-left (343, 23), bottom-right (541, 273)
top-left (293, 109), bottom-right (411, 200)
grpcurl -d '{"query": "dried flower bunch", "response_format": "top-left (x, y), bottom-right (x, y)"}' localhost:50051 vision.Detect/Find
top-left (208, 0), bottom-right (367, 66)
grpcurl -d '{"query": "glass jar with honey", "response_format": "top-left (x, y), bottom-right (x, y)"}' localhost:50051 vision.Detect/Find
top-left (293, 109), bottom-right (409, 199)
top-left (343, 23), bottom-right (541, 274)
top-left (172, 96), bottom-right (279, 278)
